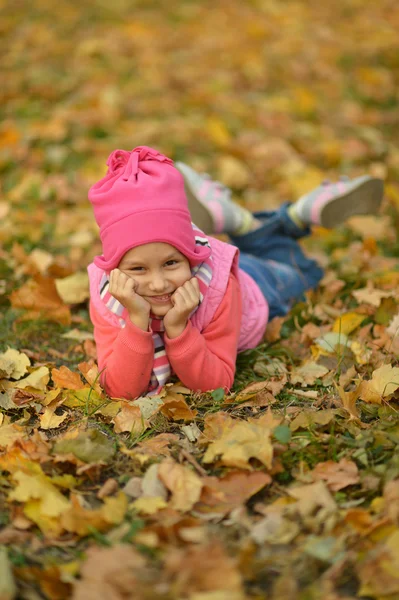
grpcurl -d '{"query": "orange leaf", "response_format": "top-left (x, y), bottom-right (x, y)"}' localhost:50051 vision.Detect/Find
top-left (51, 366), bottom-right (85, 391)
top-left (9, 276), bottom-right (71, 325)
top-left (160, 392), bottom-right (197, 422)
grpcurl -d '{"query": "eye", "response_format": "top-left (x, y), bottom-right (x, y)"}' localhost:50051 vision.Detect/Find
top-left (129, 266), bottom-right (144, 272)
top-left (164, 260), bottom-right (178, 267)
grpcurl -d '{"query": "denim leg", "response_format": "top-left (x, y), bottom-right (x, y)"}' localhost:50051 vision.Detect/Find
top-left (230, 203), bottom-right (324, 319)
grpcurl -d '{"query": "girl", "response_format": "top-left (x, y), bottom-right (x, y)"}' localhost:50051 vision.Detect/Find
top-left (88, 146), bottom-right (383, 400)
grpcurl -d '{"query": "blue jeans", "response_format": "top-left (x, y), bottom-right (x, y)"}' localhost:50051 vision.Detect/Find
top-left (230, 203), bottom-right (324, 320)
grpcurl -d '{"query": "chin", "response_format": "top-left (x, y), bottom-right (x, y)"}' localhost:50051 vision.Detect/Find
top-left (150, 304), bottom-right (172, 317)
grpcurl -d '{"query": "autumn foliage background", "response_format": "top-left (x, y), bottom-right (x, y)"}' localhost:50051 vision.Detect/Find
top-left (1, 1), bottom-right (399, 599)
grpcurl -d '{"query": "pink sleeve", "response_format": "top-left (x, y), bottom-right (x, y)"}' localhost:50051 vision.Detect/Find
top-left (164, 273), bottom-right (242, 392)
top-left (90, 301), bottom-right (154, 400)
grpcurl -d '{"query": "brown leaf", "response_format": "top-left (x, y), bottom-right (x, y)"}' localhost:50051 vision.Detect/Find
top-left (160, 391), bottom-right (197, 421)
top-left (336, 384), bottom-right (361, 421)
top-left (72, 544), bottom-right (146, 600)
top-left (383, 479), bottom-right (399, 525)
top-left (289, 481), bottom-right (337, 518)
top-left (113, 403), bottom-right (148, 435)
top-left (164, 542), bottom-right (243, 596)
top-left (51, 366), bottom-right (85, 391)
top-left (158, 459), bottom-right (203, 512)
top-left (194, 471), bottom-right (272, 517)
top-left (9, 275), bottom-right (71, 325)
top-left (264, 316), bottom-right (285, 342)
top-left (78, 361), bottom-right (102, 393)
top-left (311, 458), bottom-right (360, 492)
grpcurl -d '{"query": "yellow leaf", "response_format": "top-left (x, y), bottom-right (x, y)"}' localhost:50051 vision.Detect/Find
top-left (350, 341), bottom-right (372, 366)
top-left (0, 423), bottom-right (25, 449)
top-left (9, 471), bottom-right (70, 517)
top-left (203, 417), bottom-right (273, 470)
top-left (158, 459), bottom-right (202, 512)
top-left (101, 492), bottom-right (128, 524)
top-left (39, 407), bottom-right (68, 430)
top-left (359, 364), bottom-right (399, 404)
top-left (206, 118), bottom-right (231, 147)
top-left (55, 271), bottom-right (89, 304)
top-left (15, 366), bottom-right (50, 392)
top-left (131, 496), bottom-right (168, 515)
top-left (333, 312), bottom-right (366, 336)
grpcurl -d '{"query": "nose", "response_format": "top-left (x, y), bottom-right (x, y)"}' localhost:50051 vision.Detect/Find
top-left (148, 271), bottom-right (167, 293)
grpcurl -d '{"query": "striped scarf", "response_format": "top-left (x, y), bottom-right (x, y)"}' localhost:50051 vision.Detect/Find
top-left (99, 224), bottom-right (213, 394)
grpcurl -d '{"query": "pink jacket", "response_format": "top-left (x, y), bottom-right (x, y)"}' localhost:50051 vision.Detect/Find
top-left (88, 236), bottom-right (269, 397)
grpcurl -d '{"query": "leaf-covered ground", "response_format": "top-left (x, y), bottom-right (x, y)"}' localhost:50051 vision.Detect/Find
top-left (1, 1), bottom-right (399, 598)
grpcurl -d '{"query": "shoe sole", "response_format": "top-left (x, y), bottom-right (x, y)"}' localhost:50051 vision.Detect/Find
top-left (175, 162), bottom-right (215, 233)
top-left (319, 177), bottom-right (384, 228)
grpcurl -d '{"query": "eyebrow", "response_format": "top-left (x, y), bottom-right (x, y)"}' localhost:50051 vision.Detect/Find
top-left (121, 252), bottom-right (182, 268)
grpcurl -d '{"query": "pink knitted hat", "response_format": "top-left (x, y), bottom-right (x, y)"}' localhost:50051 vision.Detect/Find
top-left (89, 146), bottom-right (211, 271)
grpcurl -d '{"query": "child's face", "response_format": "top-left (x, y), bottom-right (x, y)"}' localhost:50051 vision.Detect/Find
top-left (117, 242), bottom-right (192, 317)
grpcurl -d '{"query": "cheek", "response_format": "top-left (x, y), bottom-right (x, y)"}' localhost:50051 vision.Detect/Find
top-left (176, 266), bottom-right (192, 286)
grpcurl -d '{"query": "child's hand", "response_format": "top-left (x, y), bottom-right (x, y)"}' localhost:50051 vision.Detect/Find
top-left (109, 269), bottom-right (150, 330)
top-left (164, 277), bottom-right (201, 339)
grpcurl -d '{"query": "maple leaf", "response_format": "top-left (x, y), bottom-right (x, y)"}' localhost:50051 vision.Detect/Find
top-left (158, 459), bottom-right (203, 512)
top-left (112, 402), bottom-right (149, 435)
top-left (194, 471), bottom-right (271, 517)
top-left (203, 415), bottom-right (274, 470)
top-left (359, 364), bottom-right (399, 404)
top-left (311, 458), bottom-right (360, 492)
top-left (160, 391), bottom-right (197, 421)
top-left (290, 361), bottom-right (329, 386)
top-left (71, 545), bottom-right (146, 600)
top-left (51, 366), bottom-right (85, 390)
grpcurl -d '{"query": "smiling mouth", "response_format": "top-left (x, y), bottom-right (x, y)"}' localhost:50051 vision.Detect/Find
top-left (148, 294), bottom-right (172, 303)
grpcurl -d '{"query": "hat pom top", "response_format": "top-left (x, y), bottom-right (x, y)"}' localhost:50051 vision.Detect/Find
top-left (106, 146), bottom-right (174, 180)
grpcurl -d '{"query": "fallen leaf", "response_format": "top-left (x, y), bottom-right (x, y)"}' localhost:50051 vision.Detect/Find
top-left (71, 544), bottom-right (146, 600)
top-left (164, 542), bottom-right (243, 596)
top-left (311, 458), bottom-right (360, 492)
top-left (160, 391), bottom-right (197, 421)
top-left (15, 366), bottom-right (50, 392)
top-left (158, 459), bottom-right (203, 511)
top-left (53, 429), bottom-right (115, 463)
top-left (54, 271), bottom-right (90, 304)
top-left (9, 276), bottom-right (71, 325)
top-left (39, 407), bottom-right (68, 430)
top-left (290, 361), bottom-right (329, 386)
top-left (290, 409), bottom-right (336, 431)
top-left (332, 312), bottom-right (366, 335)
top-left (203, 415), bottom-right (274, 470)
top-left (132, 496), bottom-right (168, 515)
top-left (61, 492), bottom-right (127, 536)
top-left (0, 546), bottom-right (17, 600)
top-left (78, 361), bottom-right (102, 394)
top-left (0, 348), bottom-right (30, 380)
top-left (352, 286), bottom-right (393, 307)
top-left (336, 384), bottom-right (361, 421)
top-left (51, 366), bottom-right (85, 390)
top-left (289, 481), bottom-right (337, 517)
top-left (359, 364), bottom-right (399, 404)
top-left (113, 402), bottom-right (149, 434)
top-left (194, 471), bottom-right (272, 517)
